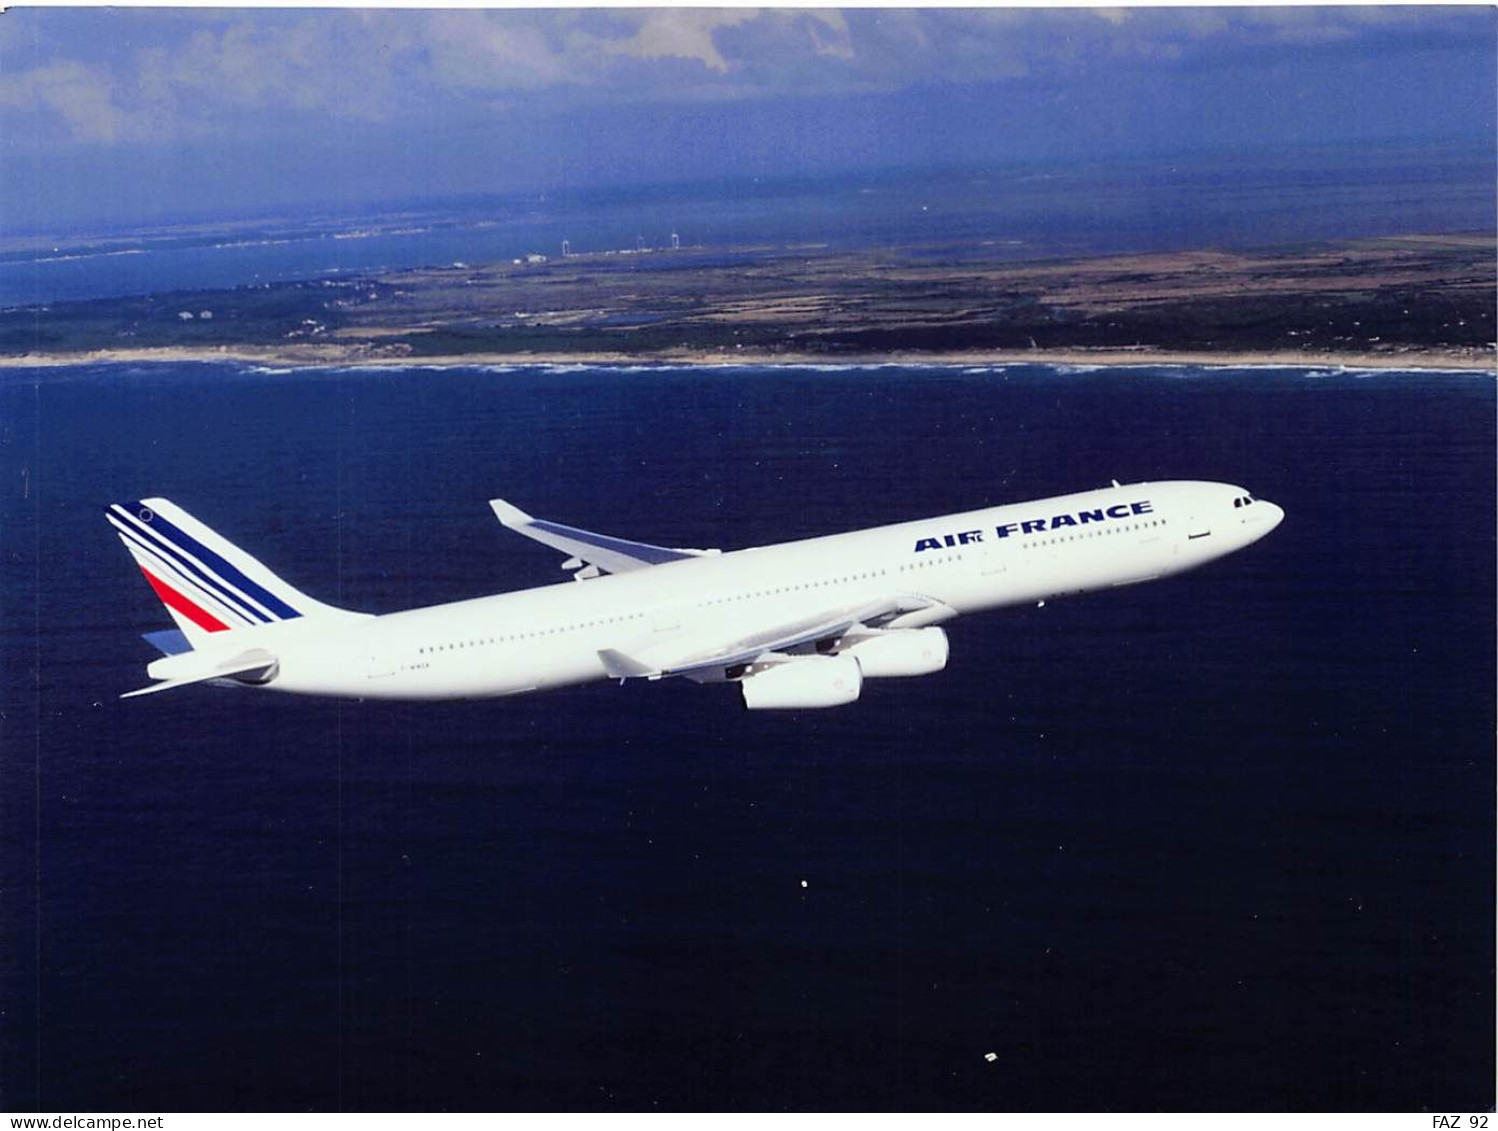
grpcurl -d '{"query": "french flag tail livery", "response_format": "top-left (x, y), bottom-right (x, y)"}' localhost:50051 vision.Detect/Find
top-left (106, 497), bottom-right (359, 650)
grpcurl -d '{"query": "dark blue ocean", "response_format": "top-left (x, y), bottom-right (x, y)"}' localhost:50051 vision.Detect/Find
top-left (1, 361), bottom-right (1492, 1111)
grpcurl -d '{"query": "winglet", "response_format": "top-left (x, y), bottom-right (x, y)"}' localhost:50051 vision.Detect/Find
top-left (489, 499), bottom-right (532, 528)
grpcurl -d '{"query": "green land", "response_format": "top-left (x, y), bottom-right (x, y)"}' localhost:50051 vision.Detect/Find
top-left (2, 233), bottom-right (1493, 370)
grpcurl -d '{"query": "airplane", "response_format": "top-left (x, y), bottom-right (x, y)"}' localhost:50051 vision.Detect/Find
top-left (106, 481), bottom-right (1284, 708)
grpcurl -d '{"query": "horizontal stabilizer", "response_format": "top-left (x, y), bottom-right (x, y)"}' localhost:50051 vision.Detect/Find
top-left (121, 650), bottom-right (278, 700)
top-left (142, 628), bottom-right (192, 657)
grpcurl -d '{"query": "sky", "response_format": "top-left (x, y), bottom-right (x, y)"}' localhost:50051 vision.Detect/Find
top-left (1, 5), bottom-right (1494, 233)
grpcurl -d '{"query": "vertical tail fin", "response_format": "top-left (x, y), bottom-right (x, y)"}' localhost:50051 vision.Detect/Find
top-left (105, 498), bottom-right (357, 650)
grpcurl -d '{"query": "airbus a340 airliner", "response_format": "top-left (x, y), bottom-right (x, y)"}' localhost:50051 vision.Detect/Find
top-left (107, 481), bottom-right (1283, 708)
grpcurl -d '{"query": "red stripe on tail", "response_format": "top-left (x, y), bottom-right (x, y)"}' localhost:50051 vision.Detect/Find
top-left (139, 567), bottom-right (230, 633)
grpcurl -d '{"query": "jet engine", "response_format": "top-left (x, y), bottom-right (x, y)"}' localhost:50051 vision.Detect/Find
top-left (841, 627), bottom-right (949, 677)
top-left (740, 653), bottom-right (862, 710)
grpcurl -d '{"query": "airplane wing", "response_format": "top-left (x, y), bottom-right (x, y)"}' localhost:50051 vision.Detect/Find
top-left (490, 499), bottom-right (719, 579)
top-left (598, 593), bottom-right (950, 680)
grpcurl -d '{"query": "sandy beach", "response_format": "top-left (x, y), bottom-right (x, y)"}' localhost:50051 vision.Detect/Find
top-left (1, 343), bottom-right (1491, 372)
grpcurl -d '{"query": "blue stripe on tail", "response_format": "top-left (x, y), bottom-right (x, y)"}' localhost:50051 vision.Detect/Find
top-left (121, 501), bottom-right (302, 621)
top-left (111, 519), bottom-right (264, 626)
top-left (109, 508), bottom-right (271, 625)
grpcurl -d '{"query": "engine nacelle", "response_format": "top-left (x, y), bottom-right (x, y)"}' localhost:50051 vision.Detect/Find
top-left (740, 653), bottom-right (863, 710)
top-left (841, 627), bottom-right (949, 678)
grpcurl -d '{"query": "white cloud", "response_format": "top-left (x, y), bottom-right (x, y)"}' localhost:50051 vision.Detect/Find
top-left (0, 59), bottom-right (142, 142)
top-left (421, 12), bottom-right (577, 93)
top-left (597, 10), bottom-right (759, 73)
top-left (1, 7), bottom-right (1488, 147)
top-left (137, 18), bottom-right (400, 121)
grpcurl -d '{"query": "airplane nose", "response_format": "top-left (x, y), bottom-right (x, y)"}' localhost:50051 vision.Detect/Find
top-left (1254, 500), bottom-right (1285, 535)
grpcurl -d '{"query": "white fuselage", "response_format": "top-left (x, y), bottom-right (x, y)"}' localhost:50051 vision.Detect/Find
top-left (149, 480), bottom-right (1283, 701)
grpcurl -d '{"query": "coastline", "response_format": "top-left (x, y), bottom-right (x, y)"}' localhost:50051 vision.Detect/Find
top-left (6, 234), bottom-right (1490, 374)
top-left (1, 343), bottom-right (1492, 372)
